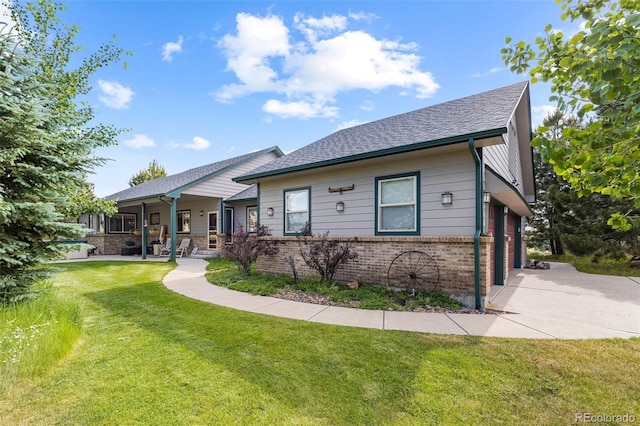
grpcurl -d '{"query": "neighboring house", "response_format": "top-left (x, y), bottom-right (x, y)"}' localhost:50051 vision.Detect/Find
top-left (82, 147), bottom-right (283, 259)
top-left (234, 82), bottom-right (535, 308)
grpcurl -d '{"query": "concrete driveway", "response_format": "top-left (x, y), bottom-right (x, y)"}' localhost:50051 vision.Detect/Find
top-left (488, 262), bottom-right (640, 339)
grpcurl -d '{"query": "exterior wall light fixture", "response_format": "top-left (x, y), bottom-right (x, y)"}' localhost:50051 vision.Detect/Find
top-left (267, 207), bottom-right (274, 216)
top-left (441, 192), bottom-right (453, 205)
top-left (336, 201), bottom-right (345, 212)
top-left (200, 210), bottom-right (204, 217)
top-left (483, 192), bottom-right (491, 203)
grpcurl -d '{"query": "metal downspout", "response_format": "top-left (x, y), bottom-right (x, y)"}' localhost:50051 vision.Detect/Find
top-left (468, 138), bottom-right (483, 310)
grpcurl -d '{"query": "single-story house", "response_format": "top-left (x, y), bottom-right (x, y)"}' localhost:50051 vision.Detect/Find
top-left (81, 147), bottom-right (283, 259)
top-left (233, 81), bottom-right (535, 308)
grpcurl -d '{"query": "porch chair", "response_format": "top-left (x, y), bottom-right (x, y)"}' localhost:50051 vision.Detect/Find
top-left (158, 238), bottom-right (171, 257)
top-left (176, 238), bottom-right (191, 258)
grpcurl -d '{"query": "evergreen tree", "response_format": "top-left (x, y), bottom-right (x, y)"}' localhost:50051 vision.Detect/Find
top-left (0, 1), bottom-right (126, 303)
top-left (128, 159), bottom-right (167, 187)
top-left (530, 110), bottom-right (583, 254)
top-left (530, 110), bottom-right (640, 258)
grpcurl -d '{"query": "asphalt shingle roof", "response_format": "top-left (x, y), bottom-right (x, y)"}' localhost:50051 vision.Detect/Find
top-left (107, 147), bottom-right (280, 202)
top-left (225, 184), bottom-right (257, 202)
top-left (235, 82), bottom-right (529, 182)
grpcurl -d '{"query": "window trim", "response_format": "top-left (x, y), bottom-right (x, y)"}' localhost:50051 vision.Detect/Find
top-left (283, 186), bottom-right (311, 236)
top-left (108, 213), bottom-right (137, 234)
top-left (374, 172), bottom-right (420, 236)
top-left (246, 206), bottom-right (258, 234)
top-left (176, 210), bottom-right (191, 234)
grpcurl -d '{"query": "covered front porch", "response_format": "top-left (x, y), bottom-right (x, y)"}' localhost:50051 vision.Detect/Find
top-left (83, 194), bottom-right (230, 260)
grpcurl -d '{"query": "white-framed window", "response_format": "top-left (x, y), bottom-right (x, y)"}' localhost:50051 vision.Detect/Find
top-left (375, 173), bottom-right (419, 235)
top-left (177, 210), bottom-right (191, 233)
top-left (109, 213), bottom-right (137, 234)
top-left (284, 187), bottom-right (310, 235)
top-left (247, 206), bottom-right (258, 233)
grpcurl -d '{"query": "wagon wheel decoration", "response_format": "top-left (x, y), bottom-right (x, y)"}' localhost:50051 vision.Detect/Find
top-left (387, 251), bottom-right (439, 294)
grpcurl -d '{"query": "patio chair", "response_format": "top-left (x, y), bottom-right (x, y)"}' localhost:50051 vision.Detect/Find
top-left (176, 238), bottom-right (191, 258)
top-left (158, 238), bottom-right (171, 257)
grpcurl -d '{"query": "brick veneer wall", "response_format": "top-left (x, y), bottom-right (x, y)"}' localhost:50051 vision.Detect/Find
top-left (189, 235), bottom-right (208, 252)
top-left (86, 234), bottom-right (142, 255)
top-left (255, 236), bottom-right (493, 307)
top-left (87, 234), bottom-right (209, 256)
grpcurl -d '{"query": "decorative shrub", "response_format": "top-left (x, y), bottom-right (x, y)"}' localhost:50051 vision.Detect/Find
top-left (297, 223), bottom-right (358, 283)
top-left (226, 226), bottom-right (279, 275)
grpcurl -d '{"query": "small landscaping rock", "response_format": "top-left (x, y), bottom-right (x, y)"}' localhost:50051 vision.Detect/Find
top-left (273, 288), bottom-right (501, 314)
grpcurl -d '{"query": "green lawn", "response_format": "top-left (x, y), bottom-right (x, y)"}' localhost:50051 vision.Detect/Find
top-left (1, 261), bottom-right (638, 425)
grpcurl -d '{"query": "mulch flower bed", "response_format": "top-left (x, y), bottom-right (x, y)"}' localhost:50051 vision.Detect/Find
top-left (273, 288), bottom-right (504, 315)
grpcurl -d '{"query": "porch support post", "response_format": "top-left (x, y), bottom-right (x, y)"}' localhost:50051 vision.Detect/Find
top-left (219, 199), bottom-right (224, 251)
top-left (141, 202), bottom-right (147, 259)
top-left (469, 138), bottom-right (483, 310)
top-left (170, 198), bottom-right (177, 261)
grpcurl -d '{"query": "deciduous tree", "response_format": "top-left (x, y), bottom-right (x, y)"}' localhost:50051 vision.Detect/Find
top-left (128, 159), bottom-right (167, 187)
top-left (502, 0), bottom-right (640, 230)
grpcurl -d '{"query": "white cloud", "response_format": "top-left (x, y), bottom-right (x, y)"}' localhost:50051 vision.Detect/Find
top-left (215, 11), bottom-right (439, 119)
top-left (472, 66), bottom-right (504, 78)
top-left (184, 136), bottom-right (210, 150)
top-left (216, 13), bottom-right (290, 102)
top-left (97, 80), bottom-right (135, 109)
top-left (335, 119), bottom-right (368, 131)
top-left (162, 35), bottom-right (184, 62)
top-left (348, 11), bottom-right (379, 22)
top-left (285, 31), bottom-right (438, 98)
top-left (532, 104), bottom-right (557, 128)
top-left (124, 134), bottom-right (155, 148)
top-left (359, 100), bottom-right (375, 111)
top-left (263, 99), bottom-right (338, 119)
top-left (294, 13), bottom-right (347, 42)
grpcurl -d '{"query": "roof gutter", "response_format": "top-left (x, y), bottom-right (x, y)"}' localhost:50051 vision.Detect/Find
top-left (468, 138), bottom-right (483, 310)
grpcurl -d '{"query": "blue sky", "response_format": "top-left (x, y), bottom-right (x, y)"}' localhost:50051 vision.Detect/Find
top-left (4, 1), bottom-right (573, 197)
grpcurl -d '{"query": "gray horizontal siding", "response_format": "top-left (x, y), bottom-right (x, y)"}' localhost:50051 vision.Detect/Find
top-left (484, 114), bottom-right (525, 197)
top-left (258, 146), bottom-right (476, 237)
top-left (184, 152), bottom-right (280, 198)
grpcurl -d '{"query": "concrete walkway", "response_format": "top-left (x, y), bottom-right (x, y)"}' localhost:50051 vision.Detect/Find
top-left (163, 258), bottom-right (640, 339)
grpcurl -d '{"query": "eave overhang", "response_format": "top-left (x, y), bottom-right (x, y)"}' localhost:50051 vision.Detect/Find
top-left (486, 166), bottom-right (534, 217)
top-left (234, 128), bottom-right (507, 184)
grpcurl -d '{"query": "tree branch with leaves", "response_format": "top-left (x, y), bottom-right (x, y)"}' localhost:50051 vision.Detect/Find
top-left (502, 0), bottom-right (640, 230)
top-left (128, 159), bottom-right (167, 187)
